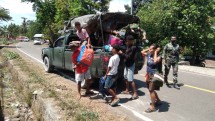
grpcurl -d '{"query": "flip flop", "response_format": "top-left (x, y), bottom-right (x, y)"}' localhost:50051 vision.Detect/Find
top-left (145, 107), bottom-right (156, 113)
top-left (130, 95), bottom-right (139, 100)
top-left (110, 99), bottom-right (120, 106)
top-left (121, 91), bottom-right (130, 94)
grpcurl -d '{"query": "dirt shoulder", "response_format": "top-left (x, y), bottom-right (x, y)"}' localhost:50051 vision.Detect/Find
top-left (2, 46), bottom-right (130, 121)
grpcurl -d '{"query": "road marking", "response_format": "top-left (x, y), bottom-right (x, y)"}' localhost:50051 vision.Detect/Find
top-left (120, 104), bottom-right (153, 121)
top-left (184, 84), bottom-right (215, 94)
top-left (16, 44), bottom-right (153, 121)
top-left (139, 74), bottom-right (215, 94)
top-left (16, 43), bottom-right (43, 64)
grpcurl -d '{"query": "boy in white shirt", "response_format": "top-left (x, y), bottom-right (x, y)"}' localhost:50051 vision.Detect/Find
top-left (104, 45), bottom-right (121, 106)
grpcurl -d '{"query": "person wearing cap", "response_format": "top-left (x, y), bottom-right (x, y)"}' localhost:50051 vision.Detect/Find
top-left (141, 43), bottom-right (162, 113)
top-left (162, 36), bottom-right (180, 89)
top-left (75, 22), bottom-right (91, 46)
top-left (104, 45), bottom-right (121, 106)
top-left (71, 42), bottom-right (93, 99)
top-left (119, 35), bottom-right (139, 100)
top-left (125, 23), bottom-right (147, 46)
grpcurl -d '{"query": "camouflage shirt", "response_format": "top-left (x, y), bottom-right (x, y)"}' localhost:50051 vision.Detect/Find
top-left (162, 42), bottom-right (180, 63)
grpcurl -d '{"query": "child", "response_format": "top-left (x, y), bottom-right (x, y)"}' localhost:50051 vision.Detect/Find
top-left (71, 41), bottom-right (94, 99)
top-left (104, 45), bottom-right (121, 106)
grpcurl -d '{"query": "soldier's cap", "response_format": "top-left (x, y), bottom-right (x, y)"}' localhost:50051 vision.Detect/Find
top-left (69, 41), bottom-right (81, 47)
top-left (130, 23), bottom-right (139, 29)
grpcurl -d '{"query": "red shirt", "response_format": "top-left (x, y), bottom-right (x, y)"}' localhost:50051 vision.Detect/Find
top-left (72, 49), bottom-right (89, 74)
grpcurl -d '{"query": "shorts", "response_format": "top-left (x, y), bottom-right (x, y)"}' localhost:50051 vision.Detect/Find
top-left (124, 63), bottom-right (135, 82)
top-left (145, 73), bottom-right (160, 92)
top-left (75, 69), bottom-right (91, 83)
top-left (104, 75), bottom-right (118, 89)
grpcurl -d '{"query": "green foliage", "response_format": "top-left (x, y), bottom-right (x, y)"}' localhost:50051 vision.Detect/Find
top-left (26, 20), bottom-right (43, 39)
top-left (75, 111), bottom-right (98, 121)
top-left (7, 23), bottom-right (21, 39)
top-left (0, 7), bottom-right (12, 22)
top-left (3, 50), bottom-right (20, 60)
top-left (22, 0), bottom-right (111, 42)
top-left (137, 0), bottom-right (215, 56)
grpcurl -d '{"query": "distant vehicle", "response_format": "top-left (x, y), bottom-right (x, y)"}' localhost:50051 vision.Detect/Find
top-left (33, 34), bottom-right (44, 45)
top-left (16, 36), bottom-right (29, 42)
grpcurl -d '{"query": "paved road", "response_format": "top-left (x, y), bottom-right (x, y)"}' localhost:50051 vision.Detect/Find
top-left (16, 42), bottom-right (215, 121)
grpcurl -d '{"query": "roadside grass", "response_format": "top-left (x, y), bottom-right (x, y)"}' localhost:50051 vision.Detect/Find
top-left (1, 49), bottom-right (99, 121)
top-left (0, 38), bottom-right (17, 45)
top-left (1, 50), bottom-right (20, 60)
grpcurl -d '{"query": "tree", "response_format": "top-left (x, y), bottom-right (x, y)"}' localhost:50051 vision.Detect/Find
top-left (22, 0), bottom-right (112, 42)
top-left (26, 20), bottom-right (43, 39)
top-left (7, 23), bottom-right (21, 39)
top-left (0, 7), bottom-right (12, 22)
top-left (137, 0), bottom-right (215, 57)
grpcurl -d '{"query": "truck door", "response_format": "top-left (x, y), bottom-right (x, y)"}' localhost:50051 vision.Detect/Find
top-left (53, 37), bottom-right (64, 68)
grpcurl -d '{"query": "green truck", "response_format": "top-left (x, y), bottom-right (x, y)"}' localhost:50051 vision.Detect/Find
top-left (41, 13), bottom-right (145, 87)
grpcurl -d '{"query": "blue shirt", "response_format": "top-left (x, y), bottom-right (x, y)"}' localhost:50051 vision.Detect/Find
top-left (146, 53), bottom-right (156, 75)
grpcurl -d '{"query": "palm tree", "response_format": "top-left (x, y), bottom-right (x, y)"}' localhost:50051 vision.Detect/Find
top-left (0, 7), bottom-right (12, 22)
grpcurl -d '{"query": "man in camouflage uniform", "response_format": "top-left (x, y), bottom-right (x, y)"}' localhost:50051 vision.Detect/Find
top-left (162, 36), bottom-right (180, 89)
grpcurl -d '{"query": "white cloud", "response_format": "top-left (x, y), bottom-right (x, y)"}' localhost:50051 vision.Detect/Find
top-left (109, 0), bottom-right (131, 12)
top-left (0, 0), bottom-right (36, 26)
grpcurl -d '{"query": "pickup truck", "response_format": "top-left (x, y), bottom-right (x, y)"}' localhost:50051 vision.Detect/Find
top-left (41, 13), bottom-right (144, 87)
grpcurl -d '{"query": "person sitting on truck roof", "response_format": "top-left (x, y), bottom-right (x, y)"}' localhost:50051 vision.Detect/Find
top-left (75, 22), bottom-right (91, 46)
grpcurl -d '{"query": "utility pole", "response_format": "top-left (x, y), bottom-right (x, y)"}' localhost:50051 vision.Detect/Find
top-left (131, 0), bottom-right (133, 15)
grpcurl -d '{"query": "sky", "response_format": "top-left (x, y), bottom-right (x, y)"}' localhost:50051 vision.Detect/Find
top-left (0, 0), bottom-right (36, 26)
top-left (0, 0), bottom-right (131, 26)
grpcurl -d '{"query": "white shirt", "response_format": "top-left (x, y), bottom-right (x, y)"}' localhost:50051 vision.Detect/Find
top-left (108, 54), bottom-right (120, 75)
top-left (76, 28), bottom-right (89, 40)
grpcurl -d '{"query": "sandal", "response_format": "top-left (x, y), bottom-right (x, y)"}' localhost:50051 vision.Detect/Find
top-left (110, 98), bottom-right (120, 107)
top-left (130, 95), bottom-right (139, 100)
top-left (145, 107), bottom-right (155, 113)
top-left (121, 91), bottom-right (130, 94)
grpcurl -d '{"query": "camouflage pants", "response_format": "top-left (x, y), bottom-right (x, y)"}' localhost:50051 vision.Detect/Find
top-left (164, 62), bottom-right (178, 83)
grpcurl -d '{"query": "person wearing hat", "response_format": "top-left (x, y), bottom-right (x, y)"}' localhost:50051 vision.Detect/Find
top-left (104, 45), bottom-right (121, 106)
top-left (119, 35), bottom-right (139, 100)
top-left (75, 22), bottom-right (91, 46)
top-left (162, 36), bottom-right (180, 89)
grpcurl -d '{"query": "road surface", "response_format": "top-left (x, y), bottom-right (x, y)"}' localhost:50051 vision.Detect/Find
top-left (16, 42), bottom-right (215, 121)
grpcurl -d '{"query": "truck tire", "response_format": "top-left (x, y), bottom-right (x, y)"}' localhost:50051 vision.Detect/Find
top-left (43, 56), bottom-right (54, 72)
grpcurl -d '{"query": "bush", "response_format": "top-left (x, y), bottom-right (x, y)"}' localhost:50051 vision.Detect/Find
top-left (2, 50), bottom-right (20, 60)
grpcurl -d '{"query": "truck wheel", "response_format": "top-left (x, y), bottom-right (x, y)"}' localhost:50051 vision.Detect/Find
top-left (43, 56), bottom-right (53, 72)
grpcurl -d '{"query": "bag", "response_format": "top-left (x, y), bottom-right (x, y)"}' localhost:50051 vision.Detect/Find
top-left (151, 74), bottom-right (164, 87)
top-left (109, 35), bottom-right (123, 46)
top-left (99, 77), bottom-right (110, 97)
top-left (77, 45), bottom-right (94, 66)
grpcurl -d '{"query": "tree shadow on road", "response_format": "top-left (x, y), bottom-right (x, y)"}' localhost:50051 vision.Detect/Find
top-left (157, 101), bottom-right (171, 112)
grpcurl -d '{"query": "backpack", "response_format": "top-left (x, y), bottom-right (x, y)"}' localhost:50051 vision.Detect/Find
top-left (77, 45), bottom-right (94, 66)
